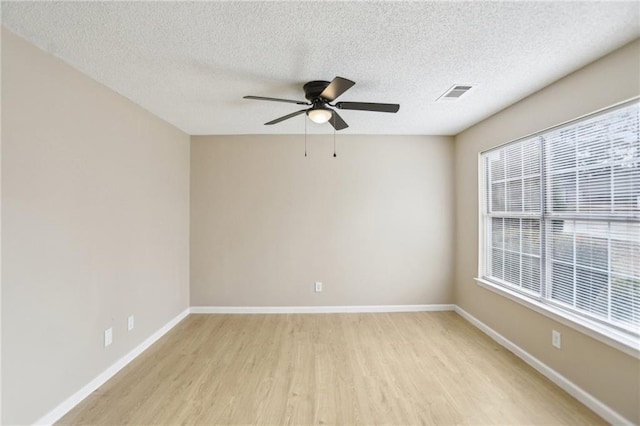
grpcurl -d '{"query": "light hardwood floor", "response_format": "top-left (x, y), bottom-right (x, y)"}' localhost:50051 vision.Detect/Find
top-left (59, 312), bottom-right (605, 425)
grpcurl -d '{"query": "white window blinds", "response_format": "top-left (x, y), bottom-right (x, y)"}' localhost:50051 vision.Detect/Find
top-left (481, 100), bottom-right (640, 338)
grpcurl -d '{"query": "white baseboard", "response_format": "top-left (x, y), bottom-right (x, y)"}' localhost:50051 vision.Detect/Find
top-left (454, 306), bottom-right (632, 426)
top-left (190, 304), bottom-right (455, 314)
top-left (34, 308), bottom-right (190, 426)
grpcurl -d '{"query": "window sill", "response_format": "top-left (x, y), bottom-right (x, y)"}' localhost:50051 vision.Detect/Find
top-left (474, 277), bottom-right (640, 359)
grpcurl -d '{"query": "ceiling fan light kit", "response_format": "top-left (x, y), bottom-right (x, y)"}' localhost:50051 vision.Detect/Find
top-left (307, 107), bottom-right (332, 124)
top-left (244, 76), bottom-right (400, 131)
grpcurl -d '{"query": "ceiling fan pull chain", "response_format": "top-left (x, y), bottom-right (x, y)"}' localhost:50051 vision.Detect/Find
top-left (304, 114), bottom-right (308, 157)
top-left (333, 115), bottom-right (337, 158)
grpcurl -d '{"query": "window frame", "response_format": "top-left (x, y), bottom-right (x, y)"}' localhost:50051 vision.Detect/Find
top-left (476, 97), bottom-right (640, 359)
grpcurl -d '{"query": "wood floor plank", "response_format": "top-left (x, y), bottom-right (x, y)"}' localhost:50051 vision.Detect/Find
top-left (57, 312), bottom-right (606, 425)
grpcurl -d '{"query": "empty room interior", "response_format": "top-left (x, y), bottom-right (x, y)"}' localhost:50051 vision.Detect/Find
top-left (2, 1), bottom-right (640, 425)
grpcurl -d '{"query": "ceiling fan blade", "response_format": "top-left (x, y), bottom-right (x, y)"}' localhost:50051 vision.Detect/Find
top-left (244, 95), bottom-right (309, 105)
top-left (335, 102), bottom-right (400, 113)
top-left (265, 109), bottom-right (308, 125)
top-left (329, 111), bottom-right (349, 131)
top-left (319, 77), bottom-right (355, 102)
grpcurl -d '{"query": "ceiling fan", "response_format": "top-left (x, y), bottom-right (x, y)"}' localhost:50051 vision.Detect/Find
top-left (243, 76), bottom-right (400, 131)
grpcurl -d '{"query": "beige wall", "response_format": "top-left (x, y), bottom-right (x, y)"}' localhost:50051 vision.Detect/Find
top-left (1, 28), bottom-right (190, 425)
top-left (454, 39), bottom-right (640, 423)
top-left (0, 25), bottom-right (4, 426)
top-left (191, 134), bottom-right (454, 307)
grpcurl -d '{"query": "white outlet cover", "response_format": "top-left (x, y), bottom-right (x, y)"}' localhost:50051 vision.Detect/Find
top-left (127, 315), bottom-right (134, 331)
top-left (104, 327), bottom-right (113, 347)
top-left (552, 330), bottom-right (561, 349)
top-left (315, 282), bottom-right (322, 292)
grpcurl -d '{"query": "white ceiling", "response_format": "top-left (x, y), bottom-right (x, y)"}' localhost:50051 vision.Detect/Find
top-left (2, 1), bottom-right (639, 135)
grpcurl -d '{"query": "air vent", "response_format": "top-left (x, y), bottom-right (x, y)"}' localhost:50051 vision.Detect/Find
top-left (437, 84), bottom-right (473, 101)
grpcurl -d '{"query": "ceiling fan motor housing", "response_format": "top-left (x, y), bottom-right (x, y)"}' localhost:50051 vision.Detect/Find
top-left (303, 80), bottom-right (331, 102)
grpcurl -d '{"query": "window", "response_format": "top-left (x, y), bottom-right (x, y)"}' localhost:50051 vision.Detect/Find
top-left (480, 100), bottom-right (640, 346)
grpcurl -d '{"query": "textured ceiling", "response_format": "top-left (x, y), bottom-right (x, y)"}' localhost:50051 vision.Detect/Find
top-left (2, 1), bottom-right (639, 135)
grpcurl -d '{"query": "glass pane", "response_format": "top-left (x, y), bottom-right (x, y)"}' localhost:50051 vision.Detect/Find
top-left (547, 128), bottom-right (576, 172)
top-left (576, 128), bottom-right (609, 167)
top-left (523, 177), bottom-right (540, 212)
top-left (504, 251), bottom-right (520, 286)
top-left (491, 218), bottom-right (504, 248)
top-left (610, 103), bottom-right (639, 147)
top-left (611, 222), bottom-right (640, 277)
top-left (490, 153), bottom-right (505, 182)
top-left (507, 179), bottom-right (523, 212)
top-left (549, 171), bottom-right (577, 213)
top-left (522, 255), bottom-right (541, 293)
top-left (551, 220), bottom-right (574, 263)
top-left (492, 248), bottom-right (504, 280)
top-left (491, 182), bottom-right (505, 212)
top-left (522, 138), bottom-right (540, 176)
top-left (611, 277), bottom-right (640, 327)
top-left (506, 144), bottom-right (523, 179)
top-left (575, 232), bottom-right (608, 272)
top-left (578, 167), bottom-right (612, 213)
top-left (504, 218), bottom-right (520, 252)
top-left (610, 122), bottom-right (639, 164)
top-left (522, 219), bottom-right (540, 255)
top-left (613, 163), bottom-right (640, 213)
top-left (576, 267), bottom-right (608, 318)
top-left (551, 262), bottom-right (574, 304)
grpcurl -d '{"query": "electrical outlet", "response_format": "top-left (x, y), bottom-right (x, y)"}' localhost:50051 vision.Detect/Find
top-left (315, 282), bottom-right (322, 292)
top-left (104, 327), bottom-right (113, 347)
top-left (127, 315), bottom-right (135, 331)
top-left (552, 330), bottom-right (561, 349)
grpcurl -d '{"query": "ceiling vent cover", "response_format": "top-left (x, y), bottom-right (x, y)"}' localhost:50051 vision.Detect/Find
top-left (437, 84), bottom-right (473, 101)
